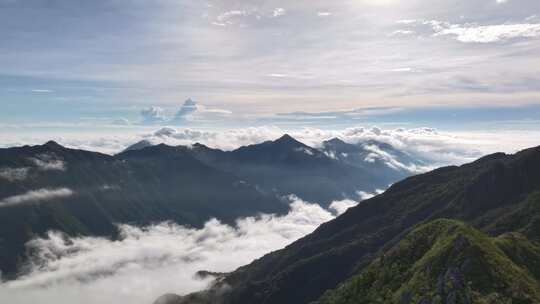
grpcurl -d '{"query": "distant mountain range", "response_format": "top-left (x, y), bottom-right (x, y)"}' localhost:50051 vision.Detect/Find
top-left (158, 145), bottom-right (540, 304)
top-left (0, 135), bottom-right (418, 277)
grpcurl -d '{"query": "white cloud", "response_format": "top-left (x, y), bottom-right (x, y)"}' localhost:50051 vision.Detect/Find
top-left (137, 99), bottom-right (231, 126)
top-left (30, 154), bottom-right (66, 171)
top-left (328, 199), bottom-right (358, 214)
top-left (317, 12), bottom-right (332, 17)
top-left (0, 188), bottom-right (74, 207)
top-left (0, 167), bottom-right (30, 182)
top-left (0, 197), bottom-right (357, 304)
top-left (389, 30), bottom-right (415, 36)
top-left (398, 19), bottom-right (540, 43)
top-left (140, 107), bottom-right (166, 125)
top-left (272, 8), bottom-right (286, 17)
top-left (390, 67), bottom-right (414, 72)
top-left (214, 10), bottom-right (250, 26)
top-left (217, 10), bottom-right (248, 22)
top-left (31, 89), bottom-right (53, 93)
top-left (266, 73), bottom-right (290, 78)
top-left (357, 189), bottom-right (384, 201)
top-left (436, 23), bottom-right (540, 43)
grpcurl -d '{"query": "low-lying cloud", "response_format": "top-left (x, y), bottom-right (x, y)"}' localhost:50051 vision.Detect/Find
top-left (0, 167), bottom-right (30, 182)
top-left (0, 188), bottom-right (74, 207)
top-left (30, 154), bottom-right (66, 171)
top-left (0, 197), bottom-right (357, 304)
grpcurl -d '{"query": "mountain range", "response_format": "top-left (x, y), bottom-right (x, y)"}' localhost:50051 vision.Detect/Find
top-left (0, 135), bottom-right (417, 278)
top-left (157, 144), bottom-right (540, 304)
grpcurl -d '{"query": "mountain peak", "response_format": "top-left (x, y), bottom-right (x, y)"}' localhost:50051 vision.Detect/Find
top-left (122, 139), bottom-right (153, 152)
top-left (274, 134), bottom-right (301, 145)
top-left (43, 140), bottom-right (64, 148)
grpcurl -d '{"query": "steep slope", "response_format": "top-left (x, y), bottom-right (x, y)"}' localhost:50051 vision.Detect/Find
top-left (164, 145), bottom-right (540, 304)
top-left (187, 135), bottom-right (389, 205)
top-left (316, 219), bottom-right (540, 304)
top-left (0, 142), bottom-right (287, 278)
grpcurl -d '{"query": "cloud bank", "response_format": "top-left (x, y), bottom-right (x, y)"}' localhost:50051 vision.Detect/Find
top-left (1, 126), bottom-right (538, 168)
top-left (0, 197), bottom-right (357, 304)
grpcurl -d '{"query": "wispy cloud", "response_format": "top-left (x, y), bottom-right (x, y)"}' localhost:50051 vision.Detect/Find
top-left (0, 188), bottom-right (74, 207)
top-left (396, 19), bottom-right (540, 43)
top-left (436, 23), bottom-right (540, 43)
top-left (272, 8), bottom-right (286, 17)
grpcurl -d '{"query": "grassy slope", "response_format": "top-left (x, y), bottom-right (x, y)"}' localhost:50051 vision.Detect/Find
top-left (316, 219), bottom-right (540, 304)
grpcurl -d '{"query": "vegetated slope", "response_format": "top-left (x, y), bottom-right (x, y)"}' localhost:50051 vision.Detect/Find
top-left (164, 145), bottom-right (540, 304)
top-left (0, 142), bottom-right (287, 278)
top-left (316, 219), bottom-right (540, 304)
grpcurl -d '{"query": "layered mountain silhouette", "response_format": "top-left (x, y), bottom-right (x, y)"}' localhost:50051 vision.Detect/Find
top-left (0, 135), bottom-right (414, 278)
top-left (159, 145), bottom-right (540, 304)
top-left (185, 135), bottom-right (403, 205)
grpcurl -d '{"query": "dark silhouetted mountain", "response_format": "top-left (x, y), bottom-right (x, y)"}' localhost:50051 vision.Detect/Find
top-left (0, 142), bottom-right (287, 278)
top-left (163, 145), bottom-right (540, 304)
top-left (122, 139), bottom-right (154, 152)
top-left (184, 135), bottom-right (391, 205)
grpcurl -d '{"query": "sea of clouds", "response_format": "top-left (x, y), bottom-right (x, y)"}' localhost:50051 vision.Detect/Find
top-left (2, 125), bottom-right (537, 168)
top-left (0, 197), bottom-right (358, 304)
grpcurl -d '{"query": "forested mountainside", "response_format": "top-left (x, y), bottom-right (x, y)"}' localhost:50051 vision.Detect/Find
top-left (160, 145), bottom-right (540, 304)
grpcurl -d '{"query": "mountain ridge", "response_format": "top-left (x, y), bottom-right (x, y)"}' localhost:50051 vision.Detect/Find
top-left (0, 135), bottom-right (414, 278)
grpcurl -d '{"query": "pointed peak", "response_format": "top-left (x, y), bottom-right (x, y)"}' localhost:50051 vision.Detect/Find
top-left (191, 142), bottom-right (211, 150)
top-left (122, 139), bottom-right (153, 152)
top-left (275, 134), bottom-right (298, 144)
top-left (43, 140), bottom-right (63, 148)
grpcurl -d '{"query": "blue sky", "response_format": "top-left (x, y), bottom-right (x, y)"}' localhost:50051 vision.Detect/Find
top-left (1, 0), bottom-right (539, 131)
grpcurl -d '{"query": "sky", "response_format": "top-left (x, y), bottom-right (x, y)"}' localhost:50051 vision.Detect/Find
top-left (1, 0), bottom-right (539, 133)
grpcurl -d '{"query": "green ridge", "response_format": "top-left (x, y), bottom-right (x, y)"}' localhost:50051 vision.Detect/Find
top-left (316, 219), bottom-right (540, 304)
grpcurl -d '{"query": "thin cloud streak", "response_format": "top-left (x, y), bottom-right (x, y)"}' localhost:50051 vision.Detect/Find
top-left (0, 188), bottom-right (74, 208)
